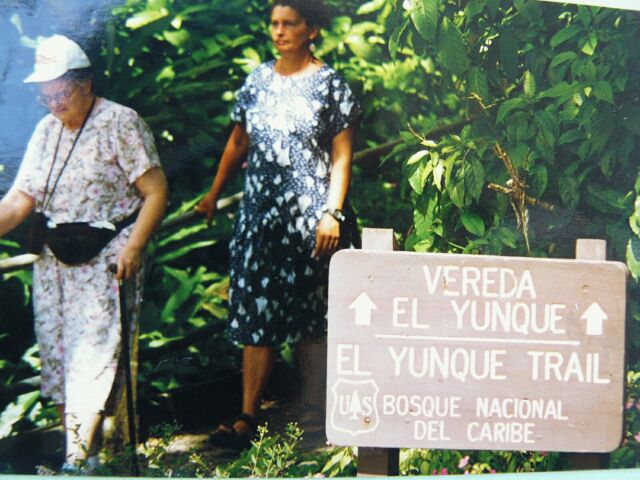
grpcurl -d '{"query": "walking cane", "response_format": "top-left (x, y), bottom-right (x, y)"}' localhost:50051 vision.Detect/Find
top-left (109, 264), bottom-right (140, 477)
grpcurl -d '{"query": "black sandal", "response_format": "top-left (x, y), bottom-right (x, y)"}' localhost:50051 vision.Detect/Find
top-left (209, 413), bottom-right (258, 450)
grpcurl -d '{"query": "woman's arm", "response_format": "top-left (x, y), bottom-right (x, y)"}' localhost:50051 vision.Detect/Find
top-left (0, 188), bottom-right (35, 237)
top-left (312, 126), bottom-right (356, 258)
top-left (195, 124), bottom-right (250, 226)
top-left (117, 167), bottom-right (168, 280)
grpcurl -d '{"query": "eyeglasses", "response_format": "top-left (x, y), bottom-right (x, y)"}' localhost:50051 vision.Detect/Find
top-left (37, 85), bottom-right (76, 106)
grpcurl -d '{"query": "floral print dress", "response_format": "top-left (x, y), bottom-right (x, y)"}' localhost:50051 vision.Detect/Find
top-left (14, 98), bottom-right (161, 413)
top-left (227, 61), bottom-right (361, 346)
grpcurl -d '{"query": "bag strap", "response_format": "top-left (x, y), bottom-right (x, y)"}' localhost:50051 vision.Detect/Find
top-left (40, 96), bottom-right (97, 212)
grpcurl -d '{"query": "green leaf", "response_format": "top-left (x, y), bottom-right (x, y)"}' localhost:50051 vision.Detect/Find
top-left (160, 267), bottom-right (205, 323)
top-left (125, 9), bottom-right (169, 30)
top-left (630, 195), bottom-right (640, 237)
top-left (407, 150), bottom-right (429, 165)
top-left (449, 179), bottom-right (466, 208)
top-left (559, 174), bottom-right (580, 208)
top-left (0, 239), bottom-right (20, 248)
top-left (523, 70), bottom-right (536, 98)
top-left (389, 18), bottom-right (410, 59)
top-left (500, 227), bottom-right (518, 248)
top-left (550, 25), bottom-right (582, 48)
top-left (468, 67), bottom-right (489, 100)
top-left (529, 164), bottom-right (548, 198)
top-left (581, 31), bottom-right (598, 56)
top-left (627, 236), bottom-right (640, 281)
top-left (486, 0), bottom-right (500, 18)
top-left (163, 29), bottom-right (189, 47)
top-left (499, 30), bottom-right (519, 80)
top-left (420, 0), bottom-right (440, 42)
top-left (465, 0), bottom-right (487, 19)
top-left (461, 212), bottom-right (485, 237)
top-left (437, 17), bottom-right (469, 77)
top-left (538, 82), bottom-right (575, 101)
top-left (432, 159), bottom-right (444, 191)
top-left (593, 80), bottom-right (614, 104)
top-left (590, 107), bottom-right (614, 155)
top-left (535, 110), bottom-right (557, 152)
top-left (414, 208), bottom-right (434, 239)
top-left (620, 106), bottom-right (640, 136)
top-left (155, 240), bottom-right (216, 264)
top-left (356, 0), bottom-right (386, 15)
top-left (157, 223), bottom-right (208, 247)
top-left (585, 183), bottom-right (629, 214)
top-left (558, 128), bottom-right (583, 145)
top-left (0, 391), bottom-right (40, 439)
top-left (404, 0), bottom-right (440, 42)
top-left (407, 159), bottom-right (431, 195)
top-left (497, 97), bottom-right (524, 124)
top-left (465, 159), bottom-right (485, 201)
top-left (549, 51), bottom-right (577, 69)
top-left (405, 0), bottom-right (428, 41)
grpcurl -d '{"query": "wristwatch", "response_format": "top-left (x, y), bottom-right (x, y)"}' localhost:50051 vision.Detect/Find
top-left (324, 206), bottom-right (346, 223)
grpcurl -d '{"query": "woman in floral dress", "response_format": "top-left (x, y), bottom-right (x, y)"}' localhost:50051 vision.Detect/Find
top-left (196, 0), bottom-right (360, 449)
top-left (0, 35), bottom-right (168, 470)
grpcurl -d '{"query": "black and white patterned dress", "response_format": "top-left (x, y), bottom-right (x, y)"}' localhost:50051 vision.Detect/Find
top-left (227, 60), bottom-right (361, 346)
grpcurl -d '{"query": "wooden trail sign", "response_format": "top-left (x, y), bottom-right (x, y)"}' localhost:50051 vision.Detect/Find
top-left (326, 235), bottom-right (627, 453)
top-left (538, 0), bottom-right (640, 12)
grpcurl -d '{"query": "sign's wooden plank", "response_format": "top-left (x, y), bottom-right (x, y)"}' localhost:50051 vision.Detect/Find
top-left (326, 250), bottom-right (627, 452)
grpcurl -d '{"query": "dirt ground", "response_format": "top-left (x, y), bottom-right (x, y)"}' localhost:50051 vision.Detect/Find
top-left (0, 397), bottom-right (329, 474)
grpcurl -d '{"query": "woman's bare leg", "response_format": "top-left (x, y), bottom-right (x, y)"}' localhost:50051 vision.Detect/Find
top-left (64, 412), bottom-right (102, 464)
top-left (232, 345), bottom-right (275, 434)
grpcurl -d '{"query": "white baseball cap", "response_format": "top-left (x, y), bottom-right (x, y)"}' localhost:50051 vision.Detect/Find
top-left (24, 35), bottom-right (91, 83)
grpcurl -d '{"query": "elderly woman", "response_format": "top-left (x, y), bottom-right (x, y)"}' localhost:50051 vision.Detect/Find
top-left (0, 35), bottom-right (168, 470)
top-left (196, 0), bottom-right (360, 449)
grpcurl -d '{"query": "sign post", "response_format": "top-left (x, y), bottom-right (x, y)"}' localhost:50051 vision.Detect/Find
top-left (326, 229), bottom-right (627, 474)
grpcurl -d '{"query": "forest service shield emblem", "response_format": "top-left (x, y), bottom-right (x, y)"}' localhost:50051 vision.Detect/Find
top-left (329, 378), bottom-right (380, 436)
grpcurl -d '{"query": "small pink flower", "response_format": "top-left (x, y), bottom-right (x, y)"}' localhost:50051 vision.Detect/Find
top-left (626, 399), bottom-right (634, 409)
top-left (440, 468), bottom-right (448, 475)
top-left (634, 433), bottom-right (640, 442)
top-left (490, 469), bottom-right (497, 473)
top-left (458, 456), bottom-right (470, 469)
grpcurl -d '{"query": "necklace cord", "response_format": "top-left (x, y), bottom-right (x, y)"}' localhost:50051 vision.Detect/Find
top-left (40, 96), bottom-right (97, 213)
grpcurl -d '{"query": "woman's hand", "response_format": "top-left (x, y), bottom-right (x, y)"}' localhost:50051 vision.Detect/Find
top-left (195, 192), bottom-right (218, 227)
top-left (116, 244), bottom-right (143, 280)
top-left (195, 124), bottom-right (249, 228)
top-left (312, 213), bottom-right (340, 258)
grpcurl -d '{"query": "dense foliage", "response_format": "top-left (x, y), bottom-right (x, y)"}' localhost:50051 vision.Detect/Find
top-left (0, 0), bottom-right (639, 474)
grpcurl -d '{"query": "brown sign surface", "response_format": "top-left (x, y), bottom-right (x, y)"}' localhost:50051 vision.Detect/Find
top-left (326, 249), bottom-right (627, 452)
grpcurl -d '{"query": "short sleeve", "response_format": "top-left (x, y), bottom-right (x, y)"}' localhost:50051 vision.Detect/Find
top-left (13, 118), bottom-right (49, 201)
top-left (327, 73), bottom-right (362, 139)
top-left (115, 108), bottom-right (161, 184)
top-left (230, 69), bottom-right (257, 126)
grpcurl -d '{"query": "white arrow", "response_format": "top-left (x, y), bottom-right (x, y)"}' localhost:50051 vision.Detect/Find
top-left (581, 302), bottom-right (608, 336)
top-left (349, 292), bottom-right (377, 326)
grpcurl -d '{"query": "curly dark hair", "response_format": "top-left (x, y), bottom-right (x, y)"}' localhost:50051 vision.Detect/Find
top-left (60, 67), bottom-right (94, 83)
top-left (271, 0), bottom-right (331, 28)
